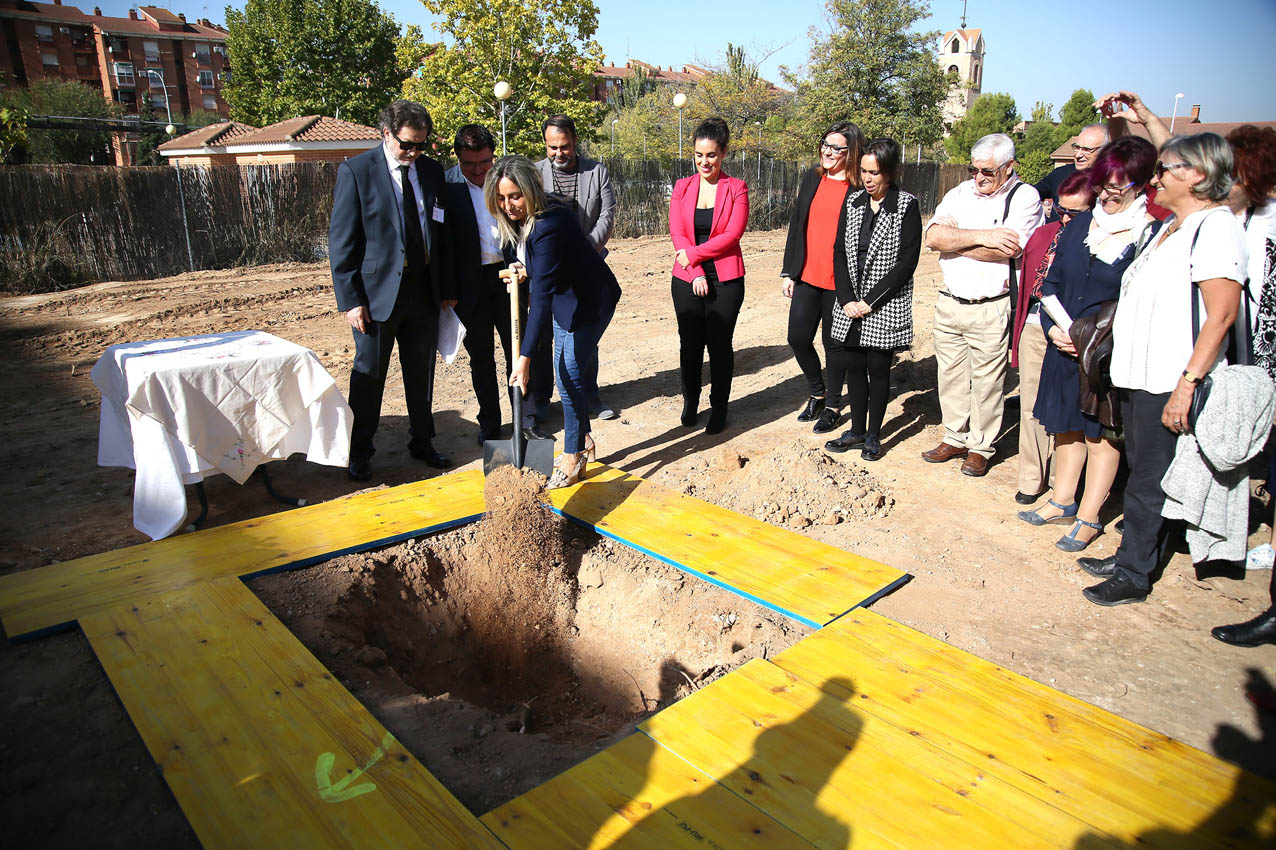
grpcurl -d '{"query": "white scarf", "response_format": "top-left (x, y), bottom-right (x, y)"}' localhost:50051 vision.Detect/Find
top-left (1086, 194), bottom-right (1148, 264)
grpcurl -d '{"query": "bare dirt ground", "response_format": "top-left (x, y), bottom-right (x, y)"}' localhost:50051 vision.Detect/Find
top-left (1, 229), bottom-right (1274, 847)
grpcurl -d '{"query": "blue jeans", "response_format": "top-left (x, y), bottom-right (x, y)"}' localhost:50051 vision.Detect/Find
top-left (553, 305), bottom-right (613, 453)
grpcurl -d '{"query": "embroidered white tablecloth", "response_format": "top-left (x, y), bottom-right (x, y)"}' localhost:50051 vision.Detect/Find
top-left (92, 330), bottom-right (352, 540)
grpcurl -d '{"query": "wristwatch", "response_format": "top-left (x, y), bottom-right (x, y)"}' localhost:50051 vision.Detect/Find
top-left (1182, 369), bottom-right (1202, 385)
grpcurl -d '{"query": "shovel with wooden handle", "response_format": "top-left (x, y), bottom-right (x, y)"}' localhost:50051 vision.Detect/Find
top-left (483, 265), bottom-right (556, 477)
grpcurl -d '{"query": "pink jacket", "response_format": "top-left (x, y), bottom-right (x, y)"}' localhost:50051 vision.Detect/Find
top-left (668, 173), bottom-right (749, 283)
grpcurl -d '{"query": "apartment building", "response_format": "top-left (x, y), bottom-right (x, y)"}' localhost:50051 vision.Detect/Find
top-left (0, 2), bottom-right (230, 119)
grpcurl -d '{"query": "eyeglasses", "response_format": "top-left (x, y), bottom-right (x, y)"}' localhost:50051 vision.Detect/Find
top-left (1056, 206), bottom-right (1089, 218)
top-left (1096, 182), bottom-right (1135, 196)
top-left (392, 131), bottom-right (429, 152)
top-left (1155, 161), bottom-right (1193, 178)
top-left (820, 141), bottom-right (849, 154)
top-left (967, 164), bottom-right (1007, 177)
top-left (1071, 143), bottom-right (1101, 155)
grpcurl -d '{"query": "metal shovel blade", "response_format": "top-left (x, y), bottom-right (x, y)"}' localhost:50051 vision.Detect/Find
top-left (483, 429), bottom-right (556, 477)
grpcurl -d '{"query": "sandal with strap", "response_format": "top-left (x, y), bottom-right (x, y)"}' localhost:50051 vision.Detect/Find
top-left (1056, 518), bottom-right (1104, 552)
top-left (1017, 499), bottom-right (1078, 527)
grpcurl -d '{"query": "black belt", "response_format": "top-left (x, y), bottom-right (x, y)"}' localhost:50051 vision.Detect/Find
top-left (941, 290), bottom-right (1009, 305)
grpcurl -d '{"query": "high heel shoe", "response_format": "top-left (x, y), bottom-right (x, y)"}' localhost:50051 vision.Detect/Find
top-left (554, 434), bottom-right (596, 469)
top-left (548, 450), bottom-right (588, 489)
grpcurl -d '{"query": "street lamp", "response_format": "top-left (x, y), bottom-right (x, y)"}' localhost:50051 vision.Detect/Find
top-left (1169, 92), bottom-right (1185, 133)
top-left (611, 118), bottom-right (618, 155)
top-left (494, 80), bottom-right (512, 155)
top-left (144, 67), bottom-right (193, 272)
top-left (673, 92), bottom-right (687, 161)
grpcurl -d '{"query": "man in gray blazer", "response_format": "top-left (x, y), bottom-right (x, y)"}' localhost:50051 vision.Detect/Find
top-left (536, 114), bottom-right (619, 421)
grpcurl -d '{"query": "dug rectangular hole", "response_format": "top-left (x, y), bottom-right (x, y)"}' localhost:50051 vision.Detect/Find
top-left (249, 467), bottom-right (809, 814)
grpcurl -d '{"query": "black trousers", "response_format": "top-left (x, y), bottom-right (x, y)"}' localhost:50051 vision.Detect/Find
top-left (826, 342), bottom-right (892, 434)
top-left (459, 263), bottom-right (513, 433)
top-left (348, 273), bottom-right (439, 460)
top-left (671, 275), bottom-right (744, 410)
top-left (787, 281), bottom-right (836, 398)
top-left (1113, 389), bottom-right (1179, 590)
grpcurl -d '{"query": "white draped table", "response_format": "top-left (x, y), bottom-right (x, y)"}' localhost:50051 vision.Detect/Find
top-left (92, 330), bottom-right (353, 540)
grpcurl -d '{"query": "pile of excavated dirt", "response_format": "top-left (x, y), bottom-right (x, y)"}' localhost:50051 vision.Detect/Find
top-left (683, 439), bottom-right (895, 528)
top-left (248, 467), bottom-right (807, 813)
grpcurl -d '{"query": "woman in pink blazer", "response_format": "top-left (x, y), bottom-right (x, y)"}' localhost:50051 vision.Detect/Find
top-left (669, 117), bottom-right (750, 434)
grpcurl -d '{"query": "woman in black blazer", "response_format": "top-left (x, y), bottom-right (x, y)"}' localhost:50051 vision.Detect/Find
top-left (485, 156), bottom-right (622, 488)
top-left (823, 138), bottom-right (921, 461)
top-left (780, 122), bottom-right (865, 433)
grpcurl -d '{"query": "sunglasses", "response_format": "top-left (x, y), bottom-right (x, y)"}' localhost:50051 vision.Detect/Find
top-left (1155, 161), bottom-right (1193, 178)
top-left (1056, 206), bottom-right (1089, 217)
top-left (967, 164), bottom-right (1006, 177)
top-left (392, 131), bottom-right (429, 152)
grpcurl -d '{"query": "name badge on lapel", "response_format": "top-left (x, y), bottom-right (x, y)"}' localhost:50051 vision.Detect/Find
top-left (432, 205), bottom-right (446, 223)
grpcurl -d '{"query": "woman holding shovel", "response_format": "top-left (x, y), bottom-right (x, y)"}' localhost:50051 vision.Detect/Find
top-left (486, 156), bottom-right (622, 489)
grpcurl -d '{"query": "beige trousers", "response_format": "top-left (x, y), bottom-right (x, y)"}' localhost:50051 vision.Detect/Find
top-left (1015, 321), bottom-right (1053, 494)
top-left (933, 294), bottom-right (1009, 458)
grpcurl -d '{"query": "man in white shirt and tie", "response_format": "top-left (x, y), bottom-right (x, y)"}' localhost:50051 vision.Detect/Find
top-left (922, 133), bottom-right (1044, 477)
top-left (444, 124), bottom-right (514, 445)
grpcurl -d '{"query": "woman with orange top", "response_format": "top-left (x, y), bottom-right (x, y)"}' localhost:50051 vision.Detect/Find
top-left (780, 122), bottom-right (865, 434)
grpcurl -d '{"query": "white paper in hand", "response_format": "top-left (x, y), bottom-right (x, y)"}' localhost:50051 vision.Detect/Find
top-left (1040, 295), bottom-right (1074, 331)
top-left (438, 306), bottom-right (466, 364)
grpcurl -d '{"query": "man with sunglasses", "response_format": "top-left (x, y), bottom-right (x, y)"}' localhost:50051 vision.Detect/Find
top-left (330, 99), bottom-right (457, 481)
top-left (923, 133), bottom-right (1044, 477)
top-left (1035, 124), bottom-right (1109, 221)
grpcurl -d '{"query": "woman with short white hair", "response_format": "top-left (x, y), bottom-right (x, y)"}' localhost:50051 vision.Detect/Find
top-left (1083, 133), bottom-right (1246, 606)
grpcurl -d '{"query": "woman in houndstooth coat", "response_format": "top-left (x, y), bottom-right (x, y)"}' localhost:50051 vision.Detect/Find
top-left (824, 138), bottom-right (922, 461)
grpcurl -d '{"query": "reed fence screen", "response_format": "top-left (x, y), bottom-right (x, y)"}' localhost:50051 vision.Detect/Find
top-left (0, 159), bottom-right (965, 290)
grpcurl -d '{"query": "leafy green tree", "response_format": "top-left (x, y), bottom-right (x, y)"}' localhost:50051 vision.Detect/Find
top-left (0, 104), bottom-right (29, 164)
top-left (401, 0), bottom-right (604, 158)
top-left (223, 0), bottom-right (404, 127)
top-left (794, 0), bottom-right (948, 151)
top-left (0, 79), bottom-right (118, 163)
top-left (1016, 100), bottom-right (1058, 183)
top-left (607, 65), bottom-right (655, 112)
top-left (1054, 88), bottom-right (1097, 147)
top-left (689, 44), bottom-right (794, 159)
top-left (945, 92), bottom-right (1019, 162)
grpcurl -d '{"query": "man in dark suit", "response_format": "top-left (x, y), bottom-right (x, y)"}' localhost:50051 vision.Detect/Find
top-left (535, 114), bottom-right (619, 422)
top-left (329, 99), bottom-right (456, 481)
top-left (443, 124), bottom-right (511, 445)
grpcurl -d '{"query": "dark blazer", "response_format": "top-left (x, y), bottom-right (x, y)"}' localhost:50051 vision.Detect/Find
top-left (508, 203), bottom-right (621, 357)
top-left (329, 145), bottom-right (455, 321)
top-left (781, 168), bottom-right (823, 278)
top-left (442, 177), bottom-right (495, 320)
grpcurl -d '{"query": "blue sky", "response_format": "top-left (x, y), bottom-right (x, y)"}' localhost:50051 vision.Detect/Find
top-left (100, 0), bottom-right (1276, 123)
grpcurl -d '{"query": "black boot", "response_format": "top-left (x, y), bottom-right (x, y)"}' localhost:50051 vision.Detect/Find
top-left (1212, 610), bottom-right (1276, 647)
top-left (861, 433), bottom-right (882, 461)
top-left (681, 393), bottom-right (700, 427)
top-left (706, 406), bottom-right (728, 435)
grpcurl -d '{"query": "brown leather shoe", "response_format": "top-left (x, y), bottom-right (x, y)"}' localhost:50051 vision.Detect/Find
top-left (921, 442), bottom-right (968, 463)
top-left (960, 453), bottom-right (989, 477)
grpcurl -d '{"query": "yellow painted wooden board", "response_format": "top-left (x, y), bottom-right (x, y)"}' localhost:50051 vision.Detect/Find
top-left (0, 470), bottom-right (485, 639)
top-left (482, 733), bottom-right (815, 849)
top-left (639, 657), bottom-right (1136, 849)
top-left (547, 464), bottom-right (907, 627)
top-left (771, 610), bottom-right (1276, 848)
top-left (80, 576), bottom-right (503, 850)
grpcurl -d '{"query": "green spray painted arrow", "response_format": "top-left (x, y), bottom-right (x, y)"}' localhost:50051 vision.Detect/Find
top-left (315, 731), bottom-right (395, 803)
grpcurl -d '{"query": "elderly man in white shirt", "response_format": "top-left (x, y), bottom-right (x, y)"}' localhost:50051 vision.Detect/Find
top-left (922, 133), bottom-right (1044, 477)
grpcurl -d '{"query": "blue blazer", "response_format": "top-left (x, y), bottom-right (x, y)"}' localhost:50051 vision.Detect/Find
top-left (509, 203), bottom-right (621, 357)
top-left (329, 145), bottom-right (455, 322)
